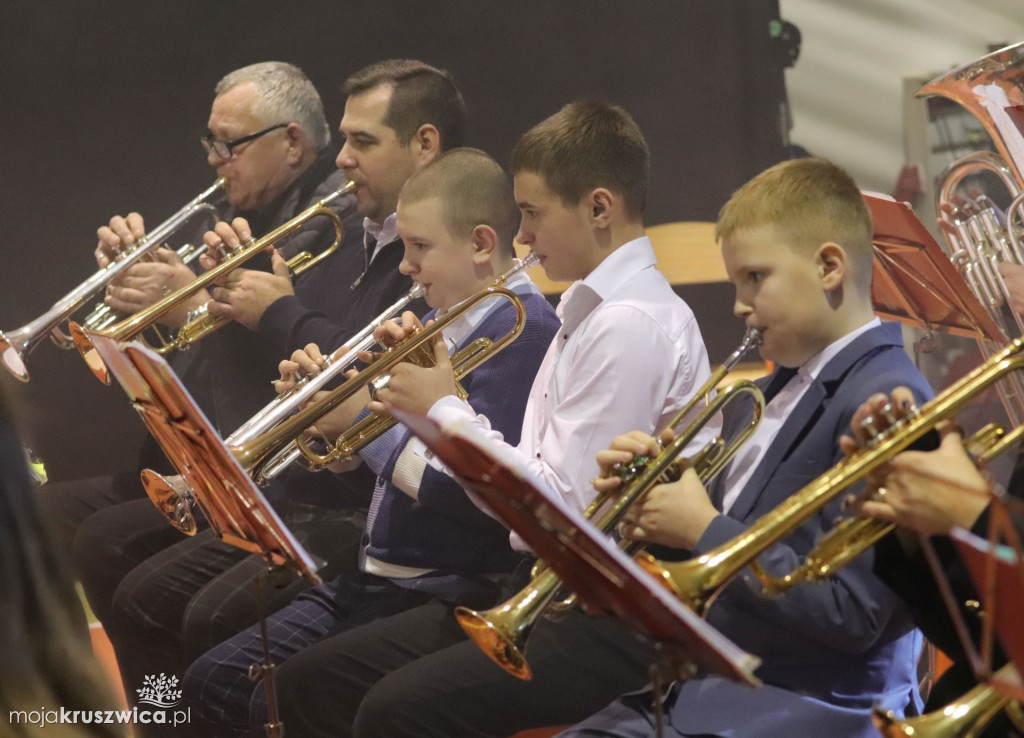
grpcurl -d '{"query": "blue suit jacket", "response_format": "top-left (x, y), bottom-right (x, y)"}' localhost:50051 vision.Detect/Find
top-left (667, 321), bottom-right (933, 737)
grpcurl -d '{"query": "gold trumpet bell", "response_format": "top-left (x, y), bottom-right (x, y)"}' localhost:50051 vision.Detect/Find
top-left (141, 469), bottom-right (198, 535)
top-left (68, 322), bottom-right (109, 384)
top-left (454, 604), bottom-right (533, 680)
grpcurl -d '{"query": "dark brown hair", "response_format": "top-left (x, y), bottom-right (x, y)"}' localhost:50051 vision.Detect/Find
top-left (511, 99), bottom-right (648, 219)
top-left (344, 59), bottom-right (467, 151)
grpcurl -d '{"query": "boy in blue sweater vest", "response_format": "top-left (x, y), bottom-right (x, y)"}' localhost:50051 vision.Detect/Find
top-left (180, 148), bottom-right (560, 733)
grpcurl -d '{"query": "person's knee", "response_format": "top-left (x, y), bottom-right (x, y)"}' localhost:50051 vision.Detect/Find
top-left (276, 647), bottom-right (330, 712)
top-left (182, 649), bottom-right (254, 729)
top-left (352, 672), bottom-right (437, 738)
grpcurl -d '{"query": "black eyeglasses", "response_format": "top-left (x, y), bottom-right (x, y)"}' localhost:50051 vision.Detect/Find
top-left (200, 123), bottom-right (288, 159)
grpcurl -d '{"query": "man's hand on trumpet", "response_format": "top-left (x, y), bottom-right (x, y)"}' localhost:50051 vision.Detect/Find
top-left (96, 211), bottom-right (147, 267)
top-left (600, 429), bottom-right (718, 551)
top-left (97, 212), bottom-right (200, 326)
top-left (841, 387), bottom-right (992, 538)
top-left (200, 217), bottom-right (296, 330)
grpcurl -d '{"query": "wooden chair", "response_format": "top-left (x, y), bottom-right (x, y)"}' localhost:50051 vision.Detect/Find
top-left (516, 221), bottom-right (725, 296)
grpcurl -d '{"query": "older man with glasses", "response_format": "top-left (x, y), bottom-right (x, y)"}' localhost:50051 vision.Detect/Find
top-left (38, 62), bottom-right (421, 734)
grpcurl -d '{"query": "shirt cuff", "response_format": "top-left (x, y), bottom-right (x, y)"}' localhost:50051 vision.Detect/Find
top-left (426, 394), bottom-right (477, 425)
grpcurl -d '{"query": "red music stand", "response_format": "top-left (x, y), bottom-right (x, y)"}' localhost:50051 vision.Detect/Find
top-left (88, 332), bottom-right (319, 738)
top-left (863, 191), bottom-right (1006, 342)
top-left (952, 503), bottom-right (1024, 702)
top-left (391, 407), bottom-right (762, 689)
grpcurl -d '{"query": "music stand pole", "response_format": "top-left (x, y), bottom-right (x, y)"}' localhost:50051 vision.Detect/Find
top-left (248, 561), bottom-right (294, 738)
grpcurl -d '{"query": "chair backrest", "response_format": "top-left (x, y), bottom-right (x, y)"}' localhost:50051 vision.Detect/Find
top-left (515, 221), bottom-right (723, 296)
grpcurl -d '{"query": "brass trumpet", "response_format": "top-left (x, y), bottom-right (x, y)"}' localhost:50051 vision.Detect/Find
top-left (748, 420), bottom-right (1024, 595)
top-left (873, 664), bottom-right (1022, 738)
top-left (141, 262), bottom-right (533, 534)
top-left (639, 337), bottom-right (1024, 613)
top-left (69, 180), bottom-right (355, 384)
top-left (0, 178), bottom-right (225, 382)
top-left (141, 283), bottom-right (428, 534)
top-left (455, 329), bottom-right (765, 680)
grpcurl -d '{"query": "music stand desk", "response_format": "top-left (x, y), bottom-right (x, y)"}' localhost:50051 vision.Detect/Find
top-left (88, 333), bottom-right (320, 584)
top-left (953, 525), bottom-right (1024, 701)
top-left (864, 192), bottom-right (1006, 342)
top-left (393, 408), bottom-right (761, 688)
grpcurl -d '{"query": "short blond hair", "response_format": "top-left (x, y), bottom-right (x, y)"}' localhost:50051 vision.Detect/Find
top-left (716, 158), bottom-right (874, 289)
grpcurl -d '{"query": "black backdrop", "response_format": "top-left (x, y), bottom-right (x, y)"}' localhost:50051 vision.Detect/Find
top-left (0, 0), bottom-right (787, 481)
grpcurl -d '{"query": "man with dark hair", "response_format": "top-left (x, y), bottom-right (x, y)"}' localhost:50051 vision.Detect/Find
top-left (342, 59), bottom-right (467, 150)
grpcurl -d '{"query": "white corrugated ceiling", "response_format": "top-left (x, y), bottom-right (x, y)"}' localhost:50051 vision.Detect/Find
top-left (781, 0), bottom-right (1024, 192)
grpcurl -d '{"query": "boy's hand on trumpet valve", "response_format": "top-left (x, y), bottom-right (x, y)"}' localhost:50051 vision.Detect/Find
top-left (366, 329), bottom-right (458, 417)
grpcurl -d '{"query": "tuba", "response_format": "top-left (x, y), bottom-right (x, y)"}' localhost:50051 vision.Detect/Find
top-left (142, 257), bottom-right (535, 535)
top-left (0, 178), bottom-right (225, 382)
top-left (455, 329), bottom-right (765, 679)
top-left (69, 181), bottom-right (355, 384)
top-left (916, 42), bottom-right (1024, 426)
top-left (638, 337), bottom-right (1024, 611)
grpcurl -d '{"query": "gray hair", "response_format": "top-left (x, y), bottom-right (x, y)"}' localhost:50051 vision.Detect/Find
top-left (215, 62), bottom-right (330, 151)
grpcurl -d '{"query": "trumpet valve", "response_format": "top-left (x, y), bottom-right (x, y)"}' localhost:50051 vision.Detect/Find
top-left (613, 453), bottom-right (653, 482)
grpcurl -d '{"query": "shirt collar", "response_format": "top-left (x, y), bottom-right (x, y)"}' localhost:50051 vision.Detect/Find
top-left (557, 235), bottom-right (657, 334)
top-left (797, 317), bottom-right (882, 382)
top-left (437, 268), bottom-right (540, 348)
top-left (363, 211), bottom-right (399, 261)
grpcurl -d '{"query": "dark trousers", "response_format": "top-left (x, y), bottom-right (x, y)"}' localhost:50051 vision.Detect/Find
top-left (74, 497), bottom-right (365, 699)
top-left (37, 472), bottom-right (144, 569)
top-left (274, 604), bottom-right (656, 738)
top-left (182, 575), bottom-right (476, 735)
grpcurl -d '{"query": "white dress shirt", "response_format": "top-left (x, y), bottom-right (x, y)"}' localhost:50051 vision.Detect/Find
top-left (363, 212), bottom-right (398, 262)
top-left (427, 235), bottom-right (719, 550)
top-left (719, 317), bottom-right (881, 512)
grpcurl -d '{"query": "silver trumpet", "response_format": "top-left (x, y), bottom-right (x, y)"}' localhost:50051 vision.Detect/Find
top-left (141, 282), bottom-right (429, 534)
top-left (0, 178), bottom-right (225, 382)
top-left (142, 252), bottom-right (539, 535)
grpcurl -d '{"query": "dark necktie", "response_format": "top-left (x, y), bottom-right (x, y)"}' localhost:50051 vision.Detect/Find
top-left (763, 365), bottom-right (800, 404)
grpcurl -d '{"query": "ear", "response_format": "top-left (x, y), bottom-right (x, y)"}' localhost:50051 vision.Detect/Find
top-left (284, 123), bottom-right (306, 165)
top-left (470, 224), bottom-right (499, 265)
top-left (816, 242), bottom-right (847, 291)
top-left (587, 188), bottom-right (614, 228)
top-left (412, 124), bottom-right (441, 164)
